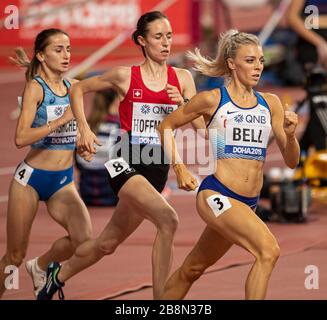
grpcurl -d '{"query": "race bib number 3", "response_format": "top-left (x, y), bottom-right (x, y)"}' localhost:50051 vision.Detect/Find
top-left (104, 158), bottom-right (130, 178)
top-left (14, 162), bottom-right (34, 186)
top-left (206, 194), bottom-right (232, 218)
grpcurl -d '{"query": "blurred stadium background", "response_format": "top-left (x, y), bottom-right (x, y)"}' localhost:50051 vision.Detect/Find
top-left (0, 0), bottom-right (326, 300)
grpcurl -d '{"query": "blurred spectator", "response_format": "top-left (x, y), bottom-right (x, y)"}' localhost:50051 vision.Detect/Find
top-left (287, 0), bottom-right (327, 72)
top-left (287, 0), bottom-right (327, 153)
top-left (76, 89), bottom-right (120, 206)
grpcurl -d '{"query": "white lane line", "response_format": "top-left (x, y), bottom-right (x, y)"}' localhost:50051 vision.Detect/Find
top-left (0, 195), bottom-right (8, 203)
top-left (0, 167), bottom-right (15, 175)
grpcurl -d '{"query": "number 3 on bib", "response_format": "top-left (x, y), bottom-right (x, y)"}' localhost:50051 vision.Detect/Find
top-left (206, 194), bottom-right (232, 218)
top-left (104, 158), bottom-right (130, 178)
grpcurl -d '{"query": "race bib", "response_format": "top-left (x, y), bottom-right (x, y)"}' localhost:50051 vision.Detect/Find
top-left (131, 102), bottom-right (178, 145)
top-left (14, 162), bottom-right (34, 186)
top-left (206, 194), bottom-right (232, 218)
top-left (104, 158), bottom-right (130, 178)
top-left (225, 123), bottom-right (270, 157)
top-left (45, 104), bottom-right (77, 145)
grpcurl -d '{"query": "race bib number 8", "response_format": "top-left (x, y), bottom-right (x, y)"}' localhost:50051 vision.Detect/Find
top-left (104, 158), bottom-right (130, 178)
top-left (206, 194), bottom-right (232, 218)
top-left (14, 162), bottom-right (34, 186)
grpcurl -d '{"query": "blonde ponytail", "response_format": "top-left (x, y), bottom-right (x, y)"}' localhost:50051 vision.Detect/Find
top-left (187, 29), bottom-right (260, 78)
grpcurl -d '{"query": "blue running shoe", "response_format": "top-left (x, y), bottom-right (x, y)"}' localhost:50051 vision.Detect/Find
top-left (36, 262), bottom-right (65, 300)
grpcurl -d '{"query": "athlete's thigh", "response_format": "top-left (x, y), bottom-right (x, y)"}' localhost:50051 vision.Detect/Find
top-left (97, 199), bottom-right (144, 245)
top-left (118, 175), bottom-right (175, 223)
top-left (6, 179), bottom-right (39, 252)
top-left (184, 225), bottom-right (233, 269)
top-left (196, 190), bottom-right (277, 256)
top-left (46, 183), bottom-right (92, 240)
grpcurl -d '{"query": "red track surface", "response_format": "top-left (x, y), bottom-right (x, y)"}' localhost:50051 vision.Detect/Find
top-left (1, 75), bottom-right (326, 300)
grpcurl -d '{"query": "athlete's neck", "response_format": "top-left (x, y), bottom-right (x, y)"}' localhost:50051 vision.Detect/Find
top-left (141, 60), bottom-right (167, 81)
top-left (226, 82), bottom-right (254, 101)
top-left (39, 69), bottom-right (64, 86)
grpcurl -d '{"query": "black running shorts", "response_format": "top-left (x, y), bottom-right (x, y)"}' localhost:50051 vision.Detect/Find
top-left (105, 158), bottom-right (169, 195)
top-left (105, 133), bottom-right (170, 195)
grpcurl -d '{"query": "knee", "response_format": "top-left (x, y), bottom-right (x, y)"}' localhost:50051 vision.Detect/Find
top-left (257, 241), bottom-right (280, 266)
top-left (6, 250), bottom-right (26, 267)
top-left (95, 238), bottom-right (119, 256)
top-left (157, 207), bottom-right (179, 235)
top-left (70, 225), bottom-right (93, 249)
top-left (180, 261), bottom-right (207, 283)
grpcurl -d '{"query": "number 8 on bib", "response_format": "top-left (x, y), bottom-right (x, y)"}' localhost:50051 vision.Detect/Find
top-left (104, 158), bottom-right (130, 178)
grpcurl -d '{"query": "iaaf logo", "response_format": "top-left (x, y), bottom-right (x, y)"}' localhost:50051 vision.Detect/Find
top-left (54, 106), bottom-right (63, 117)
top-left (141, 104), bottom-right (150, 115)
top-left (234, 114), bottom-right (243, 123)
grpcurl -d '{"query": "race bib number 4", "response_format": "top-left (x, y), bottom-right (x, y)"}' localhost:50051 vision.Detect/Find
top-left (104, 158), bottom-right (130, 178)
top-left (14, 162), bottom-right (34, 186)
top-left (131, 102), bottom-right (177, 145)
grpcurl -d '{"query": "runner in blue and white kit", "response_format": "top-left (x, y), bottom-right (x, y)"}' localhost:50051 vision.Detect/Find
top-left (0, 29), bottom-right (92, 299)
top-left (158, 30), bottom-right (300, 300)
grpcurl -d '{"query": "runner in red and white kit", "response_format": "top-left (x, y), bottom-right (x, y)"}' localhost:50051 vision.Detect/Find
top-left (36, 11), bottom-right (204, 300)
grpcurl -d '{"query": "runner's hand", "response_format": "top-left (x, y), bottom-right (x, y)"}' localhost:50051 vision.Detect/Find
top-left (77, 127), bottom-right (101, 154)
top-left (283, 104), bottom-right (298, 138)
top-left (166, 84), bottom-right (184, 106)
top-left (173, 164), bottom-right (198, 191)
top-left (77, 147), bottom-right (93, 162)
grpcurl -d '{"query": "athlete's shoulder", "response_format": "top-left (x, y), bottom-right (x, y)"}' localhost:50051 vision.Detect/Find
top-left (25, 78), bottom-right (44, 95)
top-left (260, 92), bottom-right (284, 115)
top-left (197, 88), bottom-right (220, 107)
top-left (259, 92), bottom-right (281, 105)
top-left (68, 78), bottom-right (79, 85)
top-left (102, 66), bottom-right (131, 83)
top-left (172, 67), bottom-right (193, 80)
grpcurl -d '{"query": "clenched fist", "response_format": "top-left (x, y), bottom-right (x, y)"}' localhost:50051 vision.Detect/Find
top-left (283, 104), bottom-right (298, 138)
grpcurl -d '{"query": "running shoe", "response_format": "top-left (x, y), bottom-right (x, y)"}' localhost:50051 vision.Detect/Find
top-left (36, 262), bottom-right (65, 300)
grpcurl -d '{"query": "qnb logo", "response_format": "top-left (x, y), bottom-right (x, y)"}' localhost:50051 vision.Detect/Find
top-left (141, 104), bottom-right (151, 115)
top-left (245, 114), bottom-right (266, 124)
top-left (50, 97), bottom-right (56, 104)
top-left (3, 5), bottom-right (19, 30)
top-left (152, 105), bottom-right (175, 115)
top-left (4, 265), bottom-right (19, 290)
top-left (234, 114), bottom-right (244, 123)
